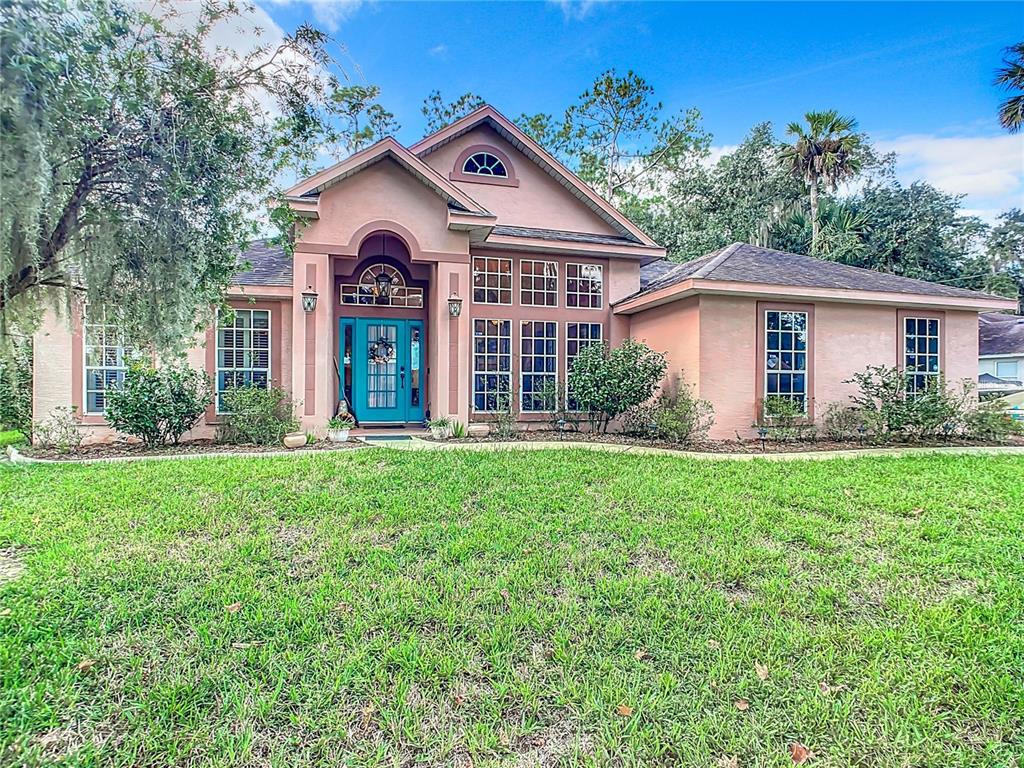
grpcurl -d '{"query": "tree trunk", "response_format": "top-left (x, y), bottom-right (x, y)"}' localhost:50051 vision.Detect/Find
top-left (809, 177), bottom-right (820, 254)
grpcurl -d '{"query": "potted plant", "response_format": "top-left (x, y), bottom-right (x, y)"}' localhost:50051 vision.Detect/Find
top-left (427, 416), bottom-right (452, 440)
top-left (327, 415), bottom-right (355, 443)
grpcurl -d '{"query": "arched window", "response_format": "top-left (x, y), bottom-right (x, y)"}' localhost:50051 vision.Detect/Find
top-left (462, 151), bottom-right (508, 178)
top-left (340, 263), bottom-right (423, 307)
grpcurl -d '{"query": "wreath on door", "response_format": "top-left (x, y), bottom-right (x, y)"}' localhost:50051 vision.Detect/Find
top-left (368, 337), bottom-right (395, 365)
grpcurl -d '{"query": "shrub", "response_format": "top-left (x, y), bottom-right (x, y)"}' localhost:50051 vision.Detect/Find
top-left (757, 396), bottom-right (816, 441)
top-left (0, 339), bottom-right (32, 433)
top-left (568, 339), bottom-right (668, 433)
top-left (450, 420), bottom-right (467, 439)
top-left (491, 391), bottom-right (518, 440)
top-left (845, 365), bottom-right (912, 438)
top-left (218, 385), bottom-right (298, 445)
top-left (33, 406), bottom-right (82, 453)
top-left (104, 364), bottom-right (212, 447)
top-left (623, 372), bottom-right (713, 443)
top-left (0, 429), bottom-right (27, 449)
top-left (820, 401), bottom-right (862, 441)
top-left (538, 379), bottom-right (581, 433)
top-left (964, 401), bottom-right (1023, 442)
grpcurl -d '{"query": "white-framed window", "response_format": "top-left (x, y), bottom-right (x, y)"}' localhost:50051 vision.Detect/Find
top-left (765, 310), bottom-right (808, 412)
top-left (473, 257), bottom-right (513, 305)
top-left (565, 263), bottom-right (603, 309)
top-left (216, 308), bottom-right (271, 413)
top-left (903, 316), bottom-right (940, 395)
top-left (83, 311), bottom-right (131, 414)
top-left (520, 259), bottom-right (558, 307)
top-left (463, 151), bottom-right (508, 178)
top-left (472, 318), bottom-right (512, 412)
top-left (996, 360), bottom-right (1020, 380)
top-left (566, 322), bottom-right (603, 411)
top-left (520, 321), bottom-right (557, 412)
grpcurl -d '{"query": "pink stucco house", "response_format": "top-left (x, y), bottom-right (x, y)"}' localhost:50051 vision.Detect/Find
top-left (32, 105), bottom-right (1017, 441)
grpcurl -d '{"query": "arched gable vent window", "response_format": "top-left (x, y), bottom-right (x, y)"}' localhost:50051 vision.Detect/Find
top-left (463, 151), bottom-right (508, 178)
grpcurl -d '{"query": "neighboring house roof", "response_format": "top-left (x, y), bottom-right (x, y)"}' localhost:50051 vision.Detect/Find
top-left (233, 240), bottom-right (291, 287)
top-left (409, 105), bottom-right (659, 249)
top-left (979, 372), bottom-right (1022, 385)
top-left (979, 312), bottom-right (1024, 356)
top-left (625, 243), bottom-right (1014, 311)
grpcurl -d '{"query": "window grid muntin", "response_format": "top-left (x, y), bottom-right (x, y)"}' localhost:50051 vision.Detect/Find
top-left (520, 259), bottom-right (558, 307)
top-left (904, 317), bottom-right (940, 395)
top-left (565, 263), bottom-right (604, 309)
top-left (764, 310), bottom-right (808, 413)
top-left (463, 151), bottom-right (508, 178)
top-left (473, 319), bottom-right (512, 412)
top-left (340, 263), bottom-right (423, 308)
top-left (473, 257), bottom-right (513, 305)
top-left (520, 321), bottom-right (558, 412)
top-left (216, 308), bottom-right (271, 413)
top-left (566, 322), bottom-right (602, 411)
top-left (366, 323), bottom-right (398, 409)
top-left (83, 313), bottom-right (131, 415)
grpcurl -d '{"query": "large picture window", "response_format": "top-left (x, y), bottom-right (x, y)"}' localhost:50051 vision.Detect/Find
top-left (520, 260), bottom-right (558, 306)
top-left (520, 321), bottom-right (557, 412)
top-left (764, 310), bottom-right (808, 413)
top-left (472, 319), bottom-right (512, 411)
top-left (473, 257), bottom-right (512, 305)
top-left (566, 263), bottom-right (603, 309)
top-left (216, 309), bottom-right (271, 412)
top-left (904, 316), bottom-right (940, 394)
top-left (566, 322), bottom-right (602, 410)
top-left (83, 312), bottom-right (131, 414)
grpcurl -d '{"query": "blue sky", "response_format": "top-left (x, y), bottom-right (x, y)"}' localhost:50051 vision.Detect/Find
top-left (248, 0), bottom-right (1023, 218)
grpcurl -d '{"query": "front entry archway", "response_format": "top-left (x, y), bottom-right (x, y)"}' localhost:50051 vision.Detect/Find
top-left (340, 317), bottom-right (424, 425)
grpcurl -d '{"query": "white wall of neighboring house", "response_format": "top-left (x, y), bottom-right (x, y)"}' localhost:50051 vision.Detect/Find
top-left (980, 355), bottom-right (1024, 380)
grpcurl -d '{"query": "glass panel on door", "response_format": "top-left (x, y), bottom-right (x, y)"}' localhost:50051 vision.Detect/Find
top-left (366, 323), bottom-right (398, 410)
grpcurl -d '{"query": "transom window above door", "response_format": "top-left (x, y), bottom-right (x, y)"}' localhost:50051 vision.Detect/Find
top-left (340, 263), bottom-right (423, 308)
top-left (463, 151), bottom-right (508, 178)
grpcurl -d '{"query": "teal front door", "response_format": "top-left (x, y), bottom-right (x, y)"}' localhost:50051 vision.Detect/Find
top-left (344, 318), bottom-right (424, 424)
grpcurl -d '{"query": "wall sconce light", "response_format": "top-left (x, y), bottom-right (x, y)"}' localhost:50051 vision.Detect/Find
top-left (447, 292), bottom-right (463, 317)
top-left (301, 285), bottom-right (319, 312)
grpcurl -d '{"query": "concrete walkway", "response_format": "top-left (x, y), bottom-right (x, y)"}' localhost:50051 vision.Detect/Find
top-left (6, 439), bottom-right (1023, 466)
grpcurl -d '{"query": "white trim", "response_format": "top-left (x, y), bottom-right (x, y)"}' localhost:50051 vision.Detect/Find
top-left (520, 320), bottom-right (558, 413)
top-left (519, 259), bottom-right (559, 308)
top-left (472, 256), bottom-right (514, 306)
top-left (565, 262), bottom-right (604, 310)
top-left (215, 308), bottom-right (272, 415)
top-left (471, 318), bottom-right (512, 413)
top-left (763, 309), bottom-right (809, 415)
top-left (82, 309), bottom-right (130, 416)
top-left (565, 321), bottom-right (603, 412)
top-left (901, 315), bottom-right (941, 395)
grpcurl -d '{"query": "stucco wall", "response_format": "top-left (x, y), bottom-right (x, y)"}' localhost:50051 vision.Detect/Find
top-left (629, 296), bottom-right (702, 396)
top-left (421, 125), bottom-right (620, 235)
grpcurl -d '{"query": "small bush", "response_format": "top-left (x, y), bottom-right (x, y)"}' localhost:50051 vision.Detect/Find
top-left (845, 365), bottom-right (912, 438)
top-left (568, 339), bottom-right (668, 433)
top-left (218, 386), bottom-right (298, 445)
top-left (104, 364), bottom-right (212, 447)
top-left (491, 392), bottom-right (518, 440)
top-left (33, 406), bottom-right (82, 453)
top-left (538, 379), bottom-right (581, 433)
top-left (964, 401), bottom-right (1023, 442)
top-left (0, 429), bottom-right (27, 449)
top-left (0, 339), bottom-right (32, 434)
top-left (820, 402), bottom-right (862, 441)
top-left (757, 396), bottom-right (816, 441)
top-left (623, 372), bottom-right (713, 443)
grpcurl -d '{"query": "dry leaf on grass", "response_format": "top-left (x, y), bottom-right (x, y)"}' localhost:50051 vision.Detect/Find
top-left (818, 681), bottom-right (846, 695)
top-left (707, 639), bottom-right (721, 650)
top-left (0, 608), bottom-right (11, 617)
top-left (231, 641), bottom-right (260, 649)
top-left (716, 756), bottom-right (740, 768)
top-left (755, 661), bottom-right (769, 681)
top-left (360, 703), bottom-right (375, 728)
top-left (224, 601), bottom-right (242, 614)
top-left (790, 742), bottom-right (811, 764)
top-left (734, 698), bottom-right (749, 711)
top-left (615, 703), bottom-right (634, 717)
top-left (76, 659), bottom-right (97, 672)
top-left (634, 648), bottom-right (648, 660)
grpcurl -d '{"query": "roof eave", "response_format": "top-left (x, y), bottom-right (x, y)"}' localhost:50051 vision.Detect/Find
top-left (478, 233), bottom-right (665, 260)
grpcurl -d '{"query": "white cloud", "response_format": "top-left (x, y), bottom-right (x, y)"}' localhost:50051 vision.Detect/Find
top-left (428, 43), bottom-right (448, 58)
top-left (262, 0), bottom-right (367, 32)
top-left (876, 133), bottom-right (1024, 218)
top-left (704, 144), bottom-right (738, 168)
top-left (549, 0), bottom-right (609, 21)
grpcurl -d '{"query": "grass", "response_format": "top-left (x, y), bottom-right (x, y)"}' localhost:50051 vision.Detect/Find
top-left (0, 429), bottom-right (27, 449)
top-left (0, 449), bottom-right (1022, 767)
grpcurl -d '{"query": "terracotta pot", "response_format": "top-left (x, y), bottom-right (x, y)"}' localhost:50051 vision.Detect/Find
top-left (282, 432), bottom-right (306, 449)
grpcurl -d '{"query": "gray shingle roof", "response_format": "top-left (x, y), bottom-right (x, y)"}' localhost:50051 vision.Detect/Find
top-left (490, 225), bottom-right (641, 246)
top-left (979, 312), bottom-right (1024, 356)
top-left (634, 243), bottom-right (1006, 302)
top-left (232, 239), bottom-right (292, 287)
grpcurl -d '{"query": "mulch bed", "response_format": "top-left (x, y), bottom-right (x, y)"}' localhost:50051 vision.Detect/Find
top-left (18, 438), bottom-right (364, 462)
top-left (424, 430), bottom-right (1024, 454)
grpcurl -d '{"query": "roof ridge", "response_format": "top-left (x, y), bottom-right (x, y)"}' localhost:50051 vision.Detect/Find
top-left (691, 242), bottom-right (743, 279)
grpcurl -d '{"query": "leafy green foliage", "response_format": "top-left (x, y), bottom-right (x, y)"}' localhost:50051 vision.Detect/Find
top-left (421, 90), bottom-right (485, 133)
top-left (1, 0), bottom-right (351, 349)
top-left (0, 338), bottom-right (31, 432)
top-left (104, 364), bottom-right (212, 446)
top-left (622, 372), bottom-right (714, 443)
top-left (820, 401), bottom-right (863, 442)
top-left (964, 400), bottom-right (1024, 441)
top-left (757, 396), bottom-right (816, 442)
top-left (0, 429), bottom-right (27, 448)
top-left (31, 406), bottom-right (82, 452)
top-left (568, 339), bottom-right (667, 433)
top-left (218, 386), bottom-right (298, 446)
top-left (490, 392), bottom-right (519, 440)
top-left (333, 85), bottom-right (400, 152)
top-left (995, 42), bottom-right (1024, 133)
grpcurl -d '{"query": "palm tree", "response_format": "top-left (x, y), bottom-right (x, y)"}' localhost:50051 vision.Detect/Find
top-left (995, 42), bottom-right (1024, 133)
top-left (779, 111), bottom-right (863, 254)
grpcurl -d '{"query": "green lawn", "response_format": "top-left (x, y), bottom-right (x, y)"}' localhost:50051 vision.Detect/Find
top-left (1, 450), bottom-right (1022, 767)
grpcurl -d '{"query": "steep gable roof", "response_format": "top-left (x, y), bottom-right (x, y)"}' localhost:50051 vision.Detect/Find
top-left (409, 105), bottom-right (658, 248)
top-left (283, 137), bottom-right (493, 218)
top-left (980, 312), bottom-right (1024, 356)
top-left (232, 239), bottom-right (291, 287)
